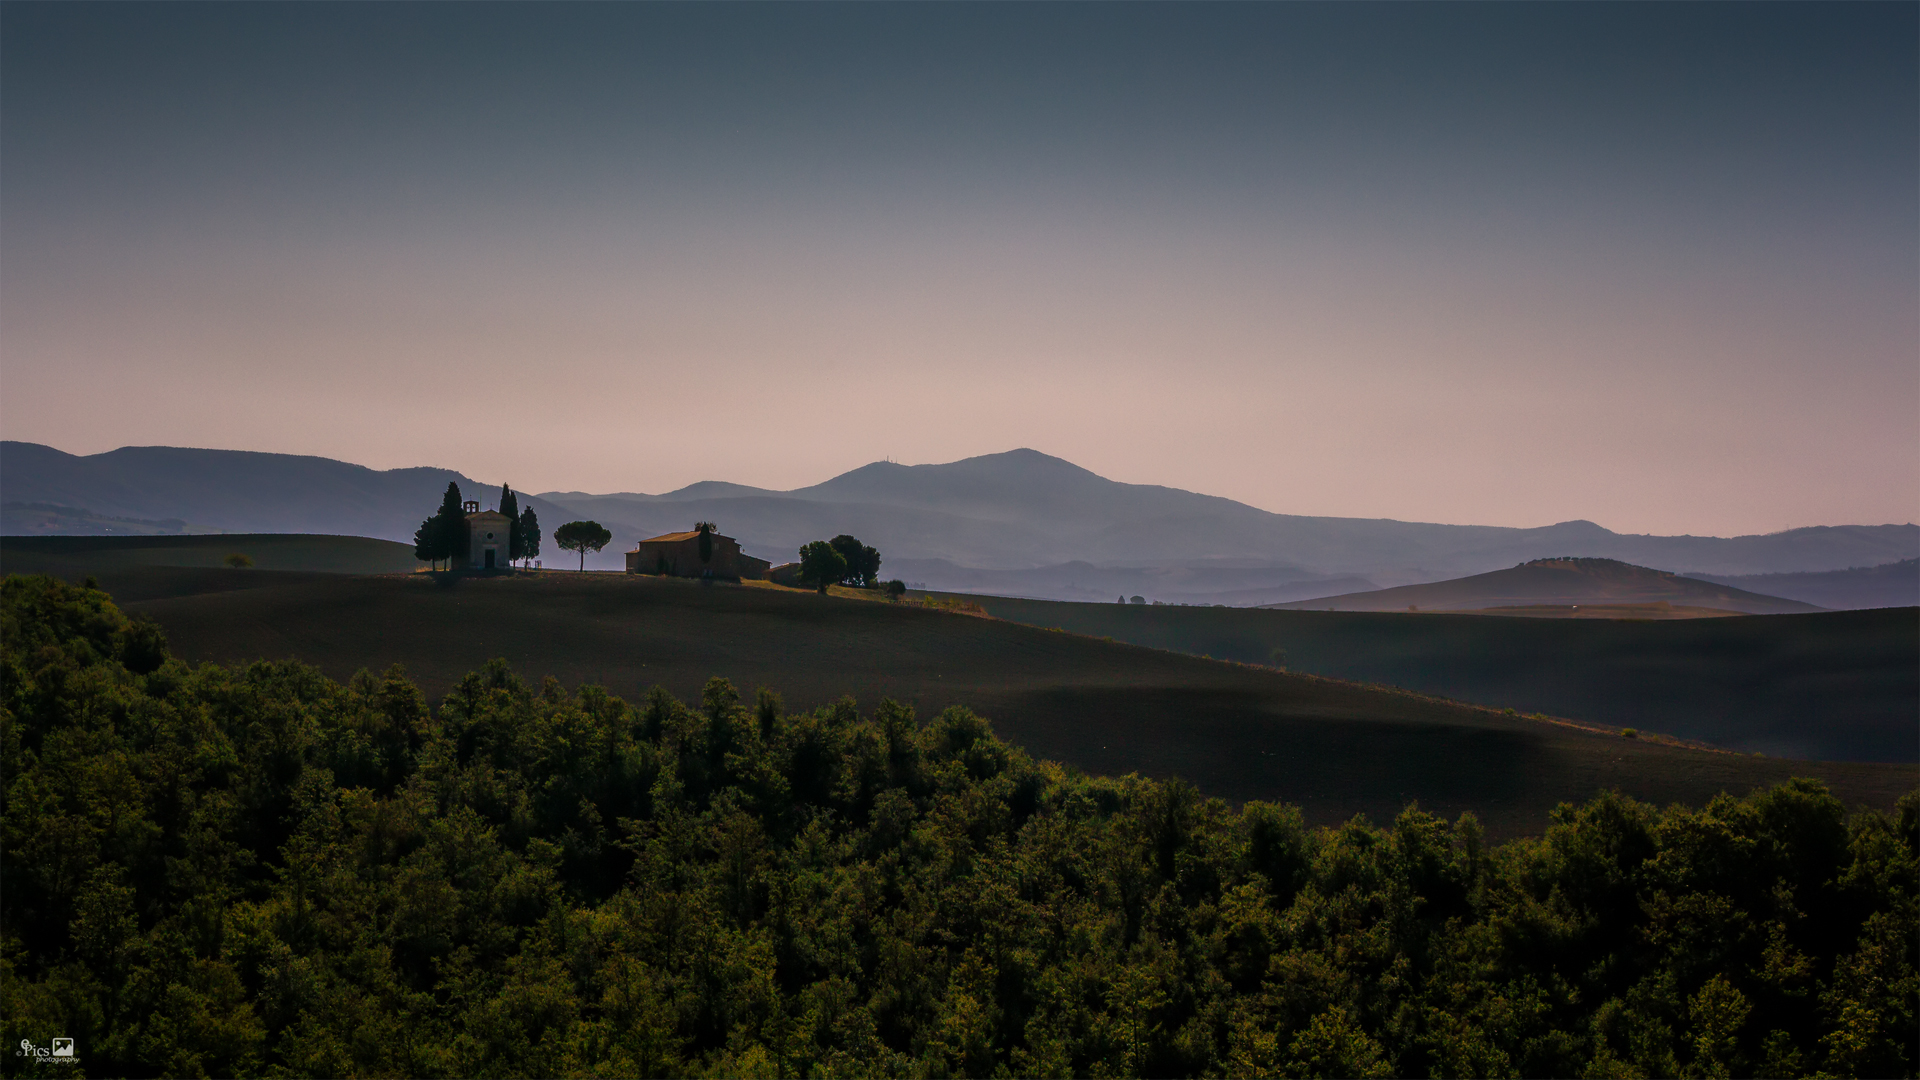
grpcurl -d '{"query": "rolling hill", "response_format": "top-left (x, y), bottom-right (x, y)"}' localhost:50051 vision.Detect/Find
top-left (85, 567), bottom-right (1914, 839)
top-left (17, 534), bottom-right (1908, 763)
top-left (1264, 557), bottom-right (1821, 615)
top-left (0, 534), bottom-right (421, 601)
top-left (961, 593), bottom-right (1917, 763)
top-left (9, 441), bottom-right (1916, 585)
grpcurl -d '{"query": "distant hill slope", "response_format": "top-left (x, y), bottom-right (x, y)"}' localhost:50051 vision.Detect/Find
top-left (544, 449), bottom-right (1919, 580)
top-left (543, 448), bottom-right (1918, 578)
top-left (0, 502), bottom-right (213, 535)
top-left (1265, 557), bottom-right (1822, 615)
top-left (10, 441), bottom-right (1916, 581)
top-left (2, 441), bottom-right (579, 556)
top-left (1687, 559), bottom-right (1920, 611)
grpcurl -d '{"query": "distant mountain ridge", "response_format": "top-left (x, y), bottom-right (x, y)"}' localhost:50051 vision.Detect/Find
top-left (6, 441), bottom-right (1916, 587)
top-left (0, 442), bottom-right (575, 555)
top-left (538, 448), bottom-right (1917, 583)
top-left (1687, 559), bottom-right (1920, 611)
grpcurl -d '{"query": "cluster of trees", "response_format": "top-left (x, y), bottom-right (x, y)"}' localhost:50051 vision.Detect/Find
top-left (3, 574), bottom-right (1915, 1079)
top-left (412, 483), bottom-right (542, 570)
top-left (498, 486), bottom-right (535, 568)
top-left (798, 534), bottom-right (883, 593)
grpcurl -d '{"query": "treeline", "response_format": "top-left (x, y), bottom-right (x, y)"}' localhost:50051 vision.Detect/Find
top-left (1, 574), bottom-right (1914, 1079)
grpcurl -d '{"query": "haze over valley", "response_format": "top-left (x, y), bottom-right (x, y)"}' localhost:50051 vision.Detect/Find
top-left (8, 440), bottom-right (1916, 608)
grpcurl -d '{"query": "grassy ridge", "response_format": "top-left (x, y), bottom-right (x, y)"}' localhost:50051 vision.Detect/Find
top-left (962, 596), bottom-right (1919, 763)
top-left (91, 568), bottom-right (1918, 839)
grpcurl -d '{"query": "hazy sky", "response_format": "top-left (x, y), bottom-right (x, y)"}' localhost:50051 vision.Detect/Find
top-left (4, 3), bottom-right (1914, 535)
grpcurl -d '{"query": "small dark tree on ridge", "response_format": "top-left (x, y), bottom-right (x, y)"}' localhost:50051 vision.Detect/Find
top-left (694, 521), bottom-right (717, 567)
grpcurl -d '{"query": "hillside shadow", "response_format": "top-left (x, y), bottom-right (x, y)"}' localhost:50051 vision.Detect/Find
top-left (987, 686), bottom-right (1550, 831)
top-left (112, 571), bottom-right (1917, 838)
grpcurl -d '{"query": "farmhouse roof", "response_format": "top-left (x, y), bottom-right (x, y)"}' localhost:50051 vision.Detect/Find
top-left (641, 530), bottom-right (707, 543)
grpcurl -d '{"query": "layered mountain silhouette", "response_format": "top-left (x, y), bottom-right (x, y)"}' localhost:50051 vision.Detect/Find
top-left (1266, 557), bottom-right (1824, 616)
top-left (0, 442), bottom-right (576, 550)
top-left (1686, 559), bottom-right (1920, 611)
top-left (6, 441), bottom-right (1916, 598)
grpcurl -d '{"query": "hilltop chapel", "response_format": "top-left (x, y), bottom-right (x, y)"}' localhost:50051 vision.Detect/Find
top-left (457, 500), bottom-right (515, 570)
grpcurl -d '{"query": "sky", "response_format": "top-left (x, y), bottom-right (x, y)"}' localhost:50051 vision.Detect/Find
top-left (3, 2), bottom-right (1914, 536)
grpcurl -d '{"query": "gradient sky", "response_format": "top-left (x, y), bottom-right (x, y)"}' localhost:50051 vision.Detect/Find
top-left (3, 3), bottom-right (1914, 535)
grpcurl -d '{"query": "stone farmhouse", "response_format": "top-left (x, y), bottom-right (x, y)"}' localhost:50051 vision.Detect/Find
top-left (628, 529), bottom-right (771, 580)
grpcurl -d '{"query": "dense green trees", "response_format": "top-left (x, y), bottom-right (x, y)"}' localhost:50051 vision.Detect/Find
top-left (799, 541), bottom-right (846, 593)
top-left (3, 574), bottom-right (1915, 1079)
top-left (554, 521), bottom-right (612, 572)
top-left (829, 534), bottom-right (882, 588)
top-left (797, 535), bottom-right (881, 590)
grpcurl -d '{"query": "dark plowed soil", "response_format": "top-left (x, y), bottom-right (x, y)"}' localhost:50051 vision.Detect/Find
top-left (103, 569), bottom-right (1915, 839)
top-left (970, 596), bottom-right (1920, 762)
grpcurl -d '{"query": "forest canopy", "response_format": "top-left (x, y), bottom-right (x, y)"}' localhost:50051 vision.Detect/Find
top-left (1, 574), bottom-right (1915, 1078)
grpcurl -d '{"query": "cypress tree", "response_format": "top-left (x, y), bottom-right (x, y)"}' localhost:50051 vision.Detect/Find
top-left (519, 507), bottom-right (541, 567)
top-left (500, 485), bottom-right (522, 562)
top-left (434, 482), bottom-right (466, 569)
